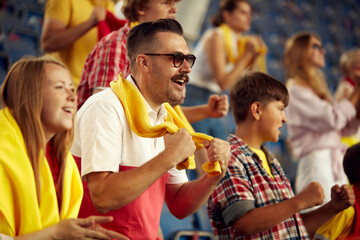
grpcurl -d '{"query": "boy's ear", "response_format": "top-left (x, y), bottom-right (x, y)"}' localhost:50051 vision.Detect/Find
top-left (137, 7), bottom-right (146, 17)
top-left (250, 102), bottom-right (262, 120)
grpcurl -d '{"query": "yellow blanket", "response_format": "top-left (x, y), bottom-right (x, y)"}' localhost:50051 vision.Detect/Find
top-left (110, 76), bottom-right (221, 177)
top-left (220, 23), bottom-right (267, 72)
top-left (0, 108), bottom-right (83, 236)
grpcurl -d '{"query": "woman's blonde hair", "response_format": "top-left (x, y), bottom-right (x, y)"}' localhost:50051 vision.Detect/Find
top-left (283, 31), bottom-right (331, 102)
top-left (1, 56), bottom-right (75, 206)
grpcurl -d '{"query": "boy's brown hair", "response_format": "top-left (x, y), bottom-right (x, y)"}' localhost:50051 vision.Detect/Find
top-left (230, 71), bottom-right (289, 123)
top-left (122, 0), bottom-right (151, 22)
top-left (343, 143), bottom-right (360, 184)
top-left (122, 0), bottom-right (180, 22)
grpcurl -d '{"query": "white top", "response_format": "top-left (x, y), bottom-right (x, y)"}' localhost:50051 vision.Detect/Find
top-left (71, 76), bottom-right (188, 184)
top-left (286, 83), bottom-right (359, 160)
top-left (189, 28), bottom-right (236, 93)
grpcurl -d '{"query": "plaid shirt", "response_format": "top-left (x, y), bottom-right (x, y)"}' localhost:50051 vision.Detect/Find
top-left (77, 21), bottom-right (131, 109)
top-left (208, 135), bottom-right (309, 239)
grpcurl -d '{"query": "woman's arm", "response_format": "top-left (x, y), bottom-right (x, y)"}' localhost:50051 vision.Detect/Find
top-left (204, 31), bottom-right (260, 90)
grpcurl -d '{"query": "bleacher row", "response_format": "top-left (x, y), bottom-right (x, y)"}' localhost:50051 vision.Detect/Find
top-left (0, 0), bottom-right (44, 84)
top-left (1, 0), bottom-right (360, 239)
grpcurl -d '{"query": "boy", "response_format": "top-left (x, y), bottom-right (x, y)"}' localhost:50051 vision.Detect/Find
top-left (315, 142), bottom-right (360, 239)
top-left (208, 71), bottom-right (355, 239)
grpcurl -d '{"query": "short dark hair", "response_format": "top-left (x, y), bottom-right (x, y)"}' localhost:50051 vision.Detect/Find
top-left (230, 71), bottom-right (289, 123)
top-left (126, 18), bottom-right (184, 69)
top-left (343, 143), bottom-right (360, 184)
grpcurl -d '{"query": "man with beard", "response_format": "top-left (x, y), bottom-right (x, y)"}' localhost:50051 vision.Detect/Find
top-left (70, 19), bottom-right (230, 240)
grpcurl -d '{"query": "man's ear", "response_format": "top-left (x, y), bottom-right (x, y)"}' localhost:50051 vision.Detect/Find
top-left (250, 102), bottom-right (262, 120)
top-left (136, 54), bottom-right (150, 72)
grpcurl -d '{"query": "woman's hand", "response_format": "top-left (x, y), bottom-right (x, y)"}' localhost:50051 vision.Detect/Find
top-left (52, 216), bottom-right (129, 240)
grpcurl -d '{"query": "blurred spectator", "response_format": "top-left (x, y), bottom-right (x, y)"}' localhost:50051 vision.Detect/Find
top-left (41, 0), bottom-right (114, 87)
top-left (315, 142), bottom-right (360, 239)
top-left (335, 48), bottom-right (360, 147)
top-left (284, 32), bottom-right (360, 207)
top-left (182, 0), bottom-right (267, 140)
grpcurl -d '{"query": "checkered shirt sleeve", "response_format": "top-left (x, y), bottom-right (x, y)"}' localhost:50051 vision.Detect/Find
top-left (77, 22), bottom-right (131, 109)
top-left (208, 134), bottom-right (310, 239)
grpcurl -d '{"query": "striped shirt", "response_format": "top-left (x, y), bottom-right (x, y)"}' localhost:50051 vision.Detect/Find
top-left (208, 134), bottom-right (309, 239)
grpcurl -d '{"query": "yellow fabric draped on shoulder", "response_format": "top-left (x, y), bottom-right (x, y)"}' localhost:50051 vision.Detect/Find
top-left (219, 23), bottom-right (267, 72)
top-left (110, 76), bottom-right (222, 177)
top-left (0, 108), bottom-right (83, 236)
top-left (130, 21), bottom-right (139, 29)
top-left (315, 205), bottom-right (354, 239)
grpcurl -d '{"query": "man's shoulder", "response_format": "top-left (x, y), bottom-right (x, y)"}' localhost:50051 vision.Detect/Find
top-left (78, 89), bottom-right (123, 115)
top-left (228, 135), bottom-right (250, 155)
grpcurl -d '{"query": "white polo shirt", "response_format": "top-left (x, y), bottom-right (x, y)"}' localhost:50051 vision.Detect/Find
top-left (71, 76), bottom-right (188, 184)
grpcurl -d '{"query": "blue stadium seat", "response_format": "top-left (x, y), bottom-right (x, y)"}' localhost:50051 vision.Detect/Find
top-left (5, 25), bottom-right (40, 62)
top-left (0, 50), bottom-right (10, 85)
top-left (160, 204), bottom-right (196, 240)
top-left (19, 4), bottom-right (44, 35)
top-left (0, 0), bottom-right (21, 33)
top-left (160, 170), bottom-right (215, 240)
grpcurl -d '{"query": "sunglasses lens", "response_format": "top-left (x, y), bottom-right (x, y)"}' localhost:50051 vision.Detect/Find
top-left (173, 53), bottom-right (184, 67)
top-left (186, 55), bottom-right (196, 67)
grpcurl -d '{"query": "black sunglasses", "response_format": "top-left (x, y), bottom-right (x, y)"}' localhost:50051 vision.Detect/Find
top-left (144, 52), bottom-right (196, 68)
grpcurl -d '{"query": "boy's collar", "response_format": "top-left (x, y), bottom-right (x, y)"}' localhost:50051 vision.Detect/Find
top-left (228, 134), bottom-right (275, 162)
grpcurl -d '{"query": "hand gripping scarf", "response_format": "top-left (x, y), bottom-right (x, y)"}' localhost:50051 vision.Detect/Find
top-left (219, 23), bottom-right (267, 72)
top-left (110, 76), bottom-right (222, 177)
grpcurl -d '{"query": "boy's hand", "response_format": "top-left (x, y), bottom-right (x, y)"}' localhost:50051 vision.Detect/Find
top-left (297, 182), bottom-right (324, 210)
top-left (329, 184), bottom-right (355, 212)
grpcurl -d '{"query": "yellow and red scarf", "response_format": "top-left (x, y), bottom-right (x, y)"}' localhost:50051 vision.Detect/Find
top-left (0, 108), bottom-right (83, 236)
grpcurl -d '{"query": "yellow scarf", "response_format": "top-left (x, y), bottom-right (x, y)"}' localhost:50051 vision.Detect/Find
top-left (0, 108), bottom-right (83, 236)
top-left (219, 23), bottom-right (267, 72)
top-left (130, 21), bottom-right (139, 29)
top-left (110, 76), bottom-right (222, 177)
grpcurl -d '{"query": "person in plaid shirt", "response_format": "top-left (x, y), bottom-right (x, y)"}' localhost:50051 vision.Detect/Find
top-left (77, 0), bottom-right (229, 126)
top-left (208, 71), bottom-right (355, 239)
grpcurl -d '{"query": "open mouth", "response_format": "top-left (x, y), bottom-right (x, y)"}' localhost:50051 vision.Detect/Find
top-left (62, 107), bottom-right (74, 114)
top-left (171, 74), bottom-right (189, 87)
top-left (172, 79), bottom-right (187, 86)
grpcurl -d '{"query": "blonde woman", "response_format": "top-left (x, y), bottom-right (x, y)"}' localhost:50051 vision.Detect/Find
top-left (284, 32), bottom-right (360, 206)
top-left (0, 56), bottom-right (127, 240)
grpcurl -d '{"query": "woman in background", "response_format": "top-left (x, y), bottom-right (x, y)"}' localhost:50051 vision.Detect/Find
top-left (284, 32), bottom-right (360, 206)
top-left (0, 56), bottom-right (127, 240)
top-left (183, 0), bottom-right (267, 139)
